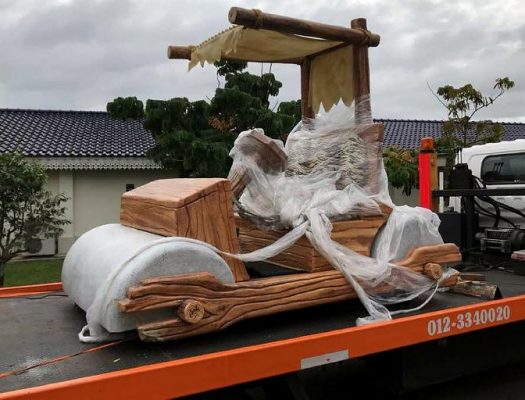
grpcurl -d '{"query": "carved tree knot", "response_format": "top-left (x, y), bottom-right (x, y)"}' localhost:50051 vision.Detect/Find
top-left (177, 300), bottom-right (205, 324)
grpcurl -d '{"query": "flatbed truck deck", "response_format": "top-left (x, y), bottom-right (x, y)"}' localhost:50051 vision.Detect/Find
top-left (2, 268), bottom-right (525, 399)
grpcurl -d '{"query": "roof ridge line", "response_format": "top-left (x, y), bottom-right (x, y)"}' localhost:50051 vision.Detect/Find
top-left (373, 118), bottom-right (444, 122)
top-left (0, 108), bottom-right (107, 114)
top-left (373, 118), bottom-right (525, 125)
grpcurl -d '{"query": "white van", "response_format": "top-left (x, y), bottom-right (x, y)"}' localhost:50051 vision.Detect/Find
top-left (452, 140), bottom-right (525, 228)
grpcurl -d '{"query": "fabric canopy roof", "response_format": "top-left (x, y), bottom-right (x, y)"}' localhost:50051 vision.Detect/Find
top-left (188, 26), bottom-right (355, 113)
top-left (188, 26), bottom-right (342, 68)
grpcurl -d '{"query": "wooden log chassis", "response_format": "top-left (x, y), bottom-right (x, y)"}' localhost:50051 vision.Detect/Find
top-left (118, 244), bottom-right (462, 342)
top-left (120, 271), bottom-right (460, 342)
top-left (116, 170), bottom-right (465, 342)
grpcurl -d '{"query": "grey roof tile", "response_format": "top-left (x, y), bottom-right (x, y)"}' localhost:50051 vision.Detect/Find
top-left (375, 118), bottom-right (525, 149)
top-left (0, 109), bottom-right (154, 157)
top-left (1, 109), bottom-right (524, 156)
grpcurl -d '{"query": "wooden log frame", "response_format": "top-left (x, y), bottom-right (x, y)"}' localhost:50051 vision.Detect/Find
top-left (138, 10), bottom-right (472, 343)
top-left (300, 57), bottom-right (315, 120)
top-left (228, 7), bottom-right (380, 47)
top-left (351, 18), bottom-right (372, 124)
top-left (167, 9), bottom-right (382, 198)
top-left (167, 8), bottom-right (379, 122)
top-left (228, 130), bottom-right (288, 199)
top-left (167, 8), bottom-right (380, 63)
top-left (166, 46), bottom-right (304, 65)
top-left (119, 243), bottom-right (462, 342)
top-left (449, 280), bottom-right (500, 300)
top-left (393, 243), bottom-right (463, 270)
top-left (236, 206), bottom-right (391, 273)
top-left (359, 123), bottom-right (384, 194)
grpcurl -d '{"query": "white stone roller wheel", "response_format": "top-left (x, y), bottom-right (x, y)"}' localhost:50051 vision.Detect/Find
top-left (62, 223), bottom-right (234, 342)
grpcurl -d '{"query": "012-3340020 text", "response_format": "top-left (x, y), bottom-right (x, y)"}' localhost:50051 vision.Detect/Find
top-left (427, 305), bottom-right (511, 337)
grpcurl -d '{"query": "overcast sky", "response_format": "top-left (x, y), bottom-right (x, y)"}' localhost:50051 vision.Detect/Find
top-left (0, 0), bottom-right (523, 121)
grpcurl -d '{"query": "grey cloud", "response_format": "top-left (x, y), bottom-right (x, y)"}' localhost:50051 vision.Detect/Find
top-left (0, 0), bottom-right (523, 122)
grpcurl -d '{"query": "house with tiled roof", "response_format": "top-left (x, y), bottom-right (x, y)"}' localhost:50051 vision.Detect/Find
top-left (2, 109), bottom-right (524, 253)
top-left (375, 118), bottom-right (525, 149)
top-left (0, 109), bottom-right (174, 253)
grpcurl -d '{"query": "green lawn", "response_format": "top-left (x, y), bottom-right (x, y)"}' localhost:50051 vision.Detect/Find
top-left (4, 258), bottom-right (63, 287)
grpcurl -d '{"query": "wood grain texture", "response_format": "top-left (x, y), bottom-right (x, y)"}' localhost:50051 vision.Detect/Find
top-left (166, 46), bottom-right (192, 60)
top-left (166, 45), bottom-right (303, 64)
top-left (177, 299), bottom-right (205, 323)
top-left (422, 263), bottom-right (444, 280)
top-left (351, 18), bottom-right (371, 125)
top-left (356, 123), bottom-right (384, 194)
top-left (120, 179), bottom-right (249, 281)
top-left (121, 178), bottom-right (226, 208)
top-left (119, 265), bottom-right (460, 342)
top-left (236, 209), bottom-right (389, 272)
top-left (357, 123), bottom-right (384, 143)
top-left (459, 272), bottom-right (486, 282)
top-left (429, 151), bottom-right (439, 212)
top-left (228, 130), bottom-right (288, 198)
top-left (450, 280), bottom-right (500, 300)
top-left (301, 57), bottom-right (315, 119)
top-left (394, 244), bottom-right (462, 270)
top-left (228, 7), bottom-right (380, 47)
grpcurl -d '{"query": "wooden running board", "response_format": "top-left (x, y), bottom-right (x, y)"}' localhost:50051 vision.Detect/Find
top-left (119, 244), bottom-right (461, 342)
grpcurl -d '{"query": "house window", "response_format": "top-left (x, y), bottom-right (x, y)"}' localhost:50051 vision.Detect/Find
top-left (126, 184), bottom-right (135, 192)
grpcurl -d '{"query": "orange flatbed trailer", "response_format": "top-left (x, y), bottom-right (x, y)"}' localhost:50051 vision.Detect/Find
top-left (1, 268), bottom-right (525, 399)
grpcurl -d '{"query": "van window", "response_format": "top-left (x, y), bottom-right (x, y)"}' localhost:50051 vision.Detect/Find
top-left (481, 153), bottom-right (525, 184)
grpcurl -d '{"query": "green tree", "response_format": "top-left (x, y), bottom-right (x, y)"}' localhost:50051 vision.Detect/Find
top-left (0, 154), bottom-right (69, 286)
top-left (209, 61), bottom-right (295, 141)
top-left (384, 77), bottom-right (515, 196)
top-left (106, 96), bottom-right (144, 120)
top-left (108, 62), bottom-right (302, 177)
top-left (145, 97), bottom-right (234, 177)
top-left (383, 146), bottom-right (418, 196)
top-left (432, 77), bottom-right (515, 176)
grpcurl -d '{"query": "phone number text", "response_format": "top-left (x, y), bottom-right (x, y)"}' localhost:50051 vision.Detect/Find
top-left (427, 305), bottom-right (511, 337)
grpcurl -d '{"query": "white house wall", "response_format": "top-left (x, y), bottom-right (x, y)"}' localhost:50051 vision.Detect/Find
top-left (44, 171), bottom-right (60, 193)
top-left (59, 171), bottom-right (75, 251)
top-left (388, 184), bottom-right (420, 207)
top-left (49, 169), bottom-right (175, 254)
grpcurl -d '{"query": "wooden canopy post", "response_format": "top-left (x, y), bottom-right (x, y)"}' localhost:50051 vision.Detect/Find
top-left (300, 58), bottom-right (315, 120)
top-left (350, 18), bottom-right (371, 124)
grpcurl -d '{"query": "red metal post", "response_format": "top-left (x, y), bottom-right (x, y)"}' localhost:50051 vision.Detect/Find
top-left (418, 137), bottom-right (435, 209)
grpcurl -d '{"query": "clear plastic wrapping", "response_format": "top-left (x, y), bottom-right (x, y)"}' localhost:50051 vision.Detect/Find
top-left (285, 105), bottom-right (377, 190)
top-left (227, 97), bottom-right (451, 324)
